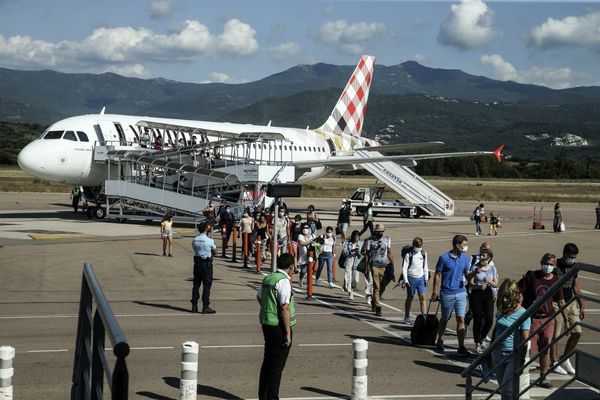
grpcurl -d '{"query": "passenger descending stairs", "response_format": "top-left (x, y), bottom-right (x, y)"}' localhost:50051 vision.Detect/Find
top-left (354, 149), bottom-right (454, 216)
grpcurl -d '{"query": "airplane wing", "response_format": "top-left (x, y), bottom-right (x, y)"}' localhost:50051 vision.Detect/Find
top-left (293, 145), bottom-right (504, 168)
top-left (359, 141), bottom-right (445, 153)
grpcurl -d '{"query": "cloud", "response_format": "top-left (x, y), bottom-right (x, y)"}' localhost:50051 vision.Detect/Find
top-left (438, 0), bottom-right (499, 50)
top-left (529, 11), bottom-right (600, 49)
top-left (103, 64), bottom-right (151, 78)
top-left (312, 19), bottom-right (389, 55)
top-left (0, 19), bottom-right (259, 73)
top-left (413, 53), bottom-right (428, 64)
top-left (268, 42), bottom-right (301, 60)
top-left (149, 0), bottom-right (173, 18)
top-left (208, 72), bottom-right (233, 83)
top-left (481, 54), bottom-right (573, 89)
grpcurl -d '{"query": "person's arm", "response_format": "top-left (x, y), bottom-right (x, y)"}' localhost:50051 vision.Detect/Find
top-left (488, 267), bottom-right (499, 288)
top-left (402, 254), bottom-right (409, 284)
top-left (431, 271), bottom-right (441, 301)
top-left (423, 252), bottom-right (429, 284)
top-left (386, 238), bottom-right (394, 266)
top-left (280, 303), bottom-right (292, 347)
top-left (574, 276), bottom-right (585, 319)
top-left (211, 241), bottom-right (217, 257)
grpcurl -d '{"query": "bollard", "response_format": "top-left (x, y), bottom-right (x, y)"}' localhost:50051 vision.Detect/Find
top-left (243, 232), bottom-right (249, 268)
top-left (221, 224), bottom-right (227, 258)
top-left (351, 339), bottom-right (368, 400)
top-left (232, 227), bottom-right (238, 263)
top-left (0, 346), bottom-right (15, 400)
top-left (256, 236), bottom-right (262, 273)
top-left (180, 341), bottom-right (198, 400)
top-left (306, 249), bottom-right (314, 298)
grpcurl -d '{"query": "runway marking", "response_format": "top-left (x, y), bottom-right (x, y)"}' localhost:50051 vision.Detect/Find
top-left (19, 349), bottom-right (69, 353)
top-left (29, 233), bottom-right (92, 240)
top-left (418, 228), bottom-right (600, 244)
top-left (298, 343), bottom-right (352, 347)
top-left (0, 311), bottom-right (337, 320)
top-left (246, 394), bottom-right (496, 400)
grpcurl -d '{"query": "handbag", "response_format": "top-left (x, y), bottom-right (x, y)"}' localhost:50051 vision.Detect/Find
top-left (335, 226), bottom-right (342, 235)
top-left (315, 219), bottom-right (322, 230)
top-left (356, 258), bottom-right (367, 273)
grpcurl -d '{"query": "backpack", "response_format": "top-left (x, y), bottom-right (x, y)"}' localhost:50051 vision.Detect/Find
top-left (400, 245), bottom-right (426, 281)
top-left (517, 270), bottom-right (537, 309)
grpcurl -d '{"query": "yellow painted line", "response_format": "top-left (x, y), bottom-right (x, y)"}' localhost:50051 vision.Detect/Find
top-left (174, 228), bottom-right (196, 234)
top-left (29, 234), bottom-right (91, 240)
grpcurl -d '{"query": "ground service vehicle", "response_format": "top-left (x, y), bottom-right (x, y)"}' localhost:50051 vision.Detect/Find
top-left (344, 187), bottom-right (429, 218)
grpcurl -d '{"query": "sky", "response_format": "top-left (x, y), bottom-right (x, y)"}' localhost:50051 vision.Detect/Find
top-left (1, 0), bottom-right (600, 89)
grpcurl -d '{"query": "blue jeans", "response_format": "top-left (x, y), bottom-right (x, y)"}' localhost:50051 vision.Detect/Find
top-left (475, 217), bottom-right (481, 234)
top-left (407, 275), bottom-right (426, 297)
top-left (440, 291), bottom-right (468, 320)
top-left (277, 236), bottom-right (288, 254)
top-left (316, 252), bottom-right (333, 284)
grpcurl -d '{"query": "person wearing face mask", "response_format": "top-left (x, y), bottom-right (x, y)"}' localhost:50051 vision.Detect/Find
top-left (518, 253), bottom-right (569, 389)
top-left (550, 243), bottom-right (583, 375)
top-left (218, 202), bottom-right (235, 257)
top-left (431, 235), bottom-right (471, 356)
top-left (289, 215), bottom-right (304, 272)
top-left (315, 227), bottom-right (336, 287)
top-left (296, 224), bottom-right (315, 288)
top-left (467, 248), bottom-right (499, 354)
top-left (341, 230), bottom-right (363, 301)
top-left (275, 208), bottom-right (290, 254)
top-left (362, 224), bottom-right (393, 316)
top-left (401, 237), bottom-right (429, 325)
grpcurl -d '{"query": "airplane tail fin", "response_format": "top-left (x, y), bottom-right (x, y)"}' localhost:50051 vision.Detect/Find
top-left (319, 55), bottom-right (376, 137)
top-left (493, 144), bottom-right (505, 162)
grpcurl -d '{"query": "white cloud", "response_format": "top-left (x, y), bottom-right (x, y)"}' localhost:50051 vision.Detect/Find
top-left (413, 53), bottom-right (428, 64)
top-left (481, 54), bottom-right (573, 89)
top-left (149, 0), bottom-right (173, 18)
top-left (268, 42), bottom-right (301, 60)
top-left (0, 19), bottom-right (259, 73)
top-left (529, 11), bottom-right (600, 49)
top-left (209, 72), bottom-right (233, 83)
top-left (103, 64), bottom-right (150, 78)
top-left (312, 19), bottom-right (389, 55)
top-left (438, 0), bottom-right (499, 50)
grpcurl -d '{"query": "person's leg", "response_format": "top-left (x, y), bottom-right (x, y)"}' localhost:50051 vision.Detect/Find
top-left (315, 255), bottom-right (325, 282)
top-left (418, 277), bottom-right (427, 315)
top-left (259, 325), bottom-right (277, 400)
top-left (481, 290), bottom-right (495, 343)
top-left (437, 294), bottom-right (454, 344)
top-left (201, 261), bottom-right (213, 309)
top-left (368, 221), bottom-right (374, 235)
top-left (404, 295), bottom-right (414, 319)
top-left (470, 290), bottom-right (484, 345)
top-left (372, 267), bottom-right (384, 308)
top-left (344, 259), bottom-right (353, 293)
top-left (167, 236), bottom-right (173, 256)
top-left (550, 302), bottom-right (562, 364)
top-left (455, 292), bottom-right (468, 349)
top-left (191, 260), bottom-right (201, 310)
top-left (326, 253), bottom-right (333, 284)
top-left (562, 303), bottom-right (582, 360)
top-left (267, 326), bottom-right (291, 400)
top-left (539, 318), bottom-right (555, 378)
top-left (162, 237), bottom-right (167, 256)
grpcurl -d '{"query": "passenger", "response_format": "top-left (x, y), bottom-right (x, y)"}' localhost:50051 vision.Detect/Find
top-left (402, 236), bottom-right (429, 325)
top-left (431, 234), bottom-right (470, 355)
top-left (202, 201), bottom-right (216, 237)
top-left (518, 253), bottom-right (569, 389)
top-left (362, 223), bottom-right (393, 316)
top-left (307, 205), bottom-right (320, 234)
top-left (254, 215), bottom-right (269, 262)
top-left (153, 136), bottom-right (163, 151)
top-left (191, 221), bottom-right (216, 314)
top-left (160, 213), bottom-right (174, 257)
top-left (141, 129), bottom-right (150, 148)
top-left (595, 200), bottom-right (600, 229)
top-left (550, 243), bottom-right (583, 375)
top-left (493, 279), bottom-right (531, 400)
top-left (219, 204), bottom-right (235, 256)
top-left (473, 203), bottom-right (485, 236)
top-left (341, 230), bottom-right (363, 301)
top-left (336, 201), bottom-right (352, 242)
top-left (315, 226), bottom-right (336, 287)
top-left (257, 253), bottom-right (296, 400)
top-left (467, 248), bottom-right (498, 353)
top-left (297, 223), bottom-right (315, 288)
top-left (240, 209), bottom-right (255, 264)
top-left (177, 175), bottom-right (187, 194)
top-left (553, 202), bottom-right (562, 232)
top-left (358, 202), bottom-right (374, 238)
top-left (488, 212), bottom-right (499, 236)
top-left (289, 215), bottom-right (304, 271)
top-left (274, 208), bottom-right (290, 254)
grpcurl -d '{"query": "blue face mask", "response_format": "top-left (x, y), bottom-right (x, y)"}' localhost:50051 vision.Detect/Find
top-left (542, 264), bottom-right (555, 274)
top-left (565, 257), bottom-right (576, 266)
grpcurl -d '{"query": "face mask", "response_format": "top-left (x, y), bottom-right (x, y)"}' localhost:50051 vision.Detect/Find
top-left (542, 264), bottom-right (555, 274)
top-left (414, 247), bottom-right (422, 253)
top-left (279, 212), bottom-right (285, 217)
top-left (326, 232), bottom-right (332, 237)
top-left (461, 245), bottom-right (469, 253)
top-left (302, 229), bottom-right (309, 234)
top-left (479, 259), bottom-right (489, 266)
top-left (565, 257), bottom-right (576, 266)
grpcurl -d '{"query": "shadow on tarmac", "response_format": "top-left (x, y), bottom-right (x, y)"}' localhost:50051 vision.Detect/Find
top-left (300, 386), bottom-right (348, 398)
top-left (163, 376), bottom-right (243, 399)
top-left (137, 391), bottom-right (175, 400)
top-left (345, 334), bottom-right (410, 347)
top-left (133, 300), bottom-right (192, 314)
top-left (414, 359), bottom-right (466, 375)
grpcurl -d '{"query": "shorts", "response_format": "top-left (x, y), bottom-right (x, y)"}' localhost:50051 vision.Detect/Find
top-left (162, 229), bottom-right (173, 238)
top-left (407, 276), bottom-right (427, 297)
top-left (531, 316), bottom-right (555, 354)
top-left (440, 291), bottom-right (468, 320)
top-left (553, 301), bottom-right (583, 335)
top-left (338, 222), bottom-right (349, 233)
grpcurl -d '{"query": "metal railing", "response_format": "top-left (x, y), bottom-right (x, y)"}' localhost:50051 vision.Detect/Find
top-left (71, 263), bottom-right (130, 400)
top-left (462, 262), bottom-right (600, 399)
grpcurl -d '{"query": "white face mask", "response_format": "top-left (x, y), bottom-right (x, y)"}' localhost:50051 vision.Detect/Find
top-left (302, 229), bottom-right (309, 234)
top-left (461, 245), bottom-right (469, 253)
top-left (414, 247), bottom-right (422, 253)
top-left (542, 264), bottom-right (555, 274)
top-left (326, 232), bottom-right (332, 237)
top-left (279, 213), bottom-right (285, 217)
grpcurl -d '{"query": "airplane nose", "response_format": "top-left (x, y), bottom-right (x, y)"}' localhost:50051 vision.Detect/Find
top-left (17, 142), bottom-right (44, 176)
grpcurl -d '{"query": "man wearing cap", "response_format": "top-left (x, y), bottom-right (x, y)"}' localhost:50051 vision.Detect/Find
top-left (362, 223), bottom-right (393, 316)
top-left (257, 253), bottom-right (296, 400)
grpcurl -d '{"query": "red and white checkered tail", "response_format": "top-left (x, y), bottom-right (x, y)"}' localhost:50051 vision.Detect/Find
top-left (318, 55), bottom-right (375, 137)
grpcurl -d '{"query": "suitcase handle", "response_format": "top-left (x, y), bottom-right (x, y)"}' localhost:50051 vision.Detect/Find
top-left (425, 300), bottom-right (440, 316)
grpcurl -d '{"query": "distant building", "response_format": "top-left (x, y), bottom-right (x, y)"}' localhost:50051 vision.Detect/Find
top-left (551, 133), bottom-right (589, 147)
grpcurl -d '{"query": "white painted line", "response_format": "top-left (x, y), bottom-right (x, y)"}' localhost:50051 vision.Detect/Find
top-left (580, 342), bottom-right (600, 345)
top-left (298, 343), bottom-right (352, 347)
top-left (246, 394), bottom-right (495, 400)
top-left (129, 346), bottom-right (174, 351)
top-left (201, 344), bottom-right (263, 349)
top-left (582, 289), bottom-right (600, 297)
top-left (0, 311), bottom-right (336, 320)
top-left (579, 274), bottom-right (600, 283)
top-left (20, 349), bottom-right (69, 353)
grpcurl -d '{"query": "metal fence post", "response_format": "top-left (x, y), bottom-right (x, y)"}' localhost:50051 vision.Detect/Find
top-left (351, 339), bottom-right (368, 400)
top-left (180, 341), bottom-right (199, 400)
top-left (0, 346), bottom-right (15, 400)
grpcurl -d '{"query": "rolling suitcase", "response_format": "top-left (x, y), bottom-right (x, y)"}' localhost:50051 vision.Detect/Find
top-left (410, 301), bottom-right (440, 346)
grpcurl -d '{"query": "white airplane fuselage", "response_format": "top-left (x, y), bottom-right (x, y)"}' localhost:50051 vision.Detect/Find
top-left (17, 114), bottom-right (374, 187)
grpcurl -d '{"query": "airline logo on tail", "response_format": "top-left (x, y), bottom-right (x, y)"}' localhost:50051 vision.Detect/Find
top-left (319, 55), bottom-right (375, 137)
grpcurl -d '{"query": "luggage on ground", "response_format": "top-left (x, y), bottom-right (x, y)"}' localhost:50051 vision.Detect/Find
top-left (411, 301), bottom-right (440, 346)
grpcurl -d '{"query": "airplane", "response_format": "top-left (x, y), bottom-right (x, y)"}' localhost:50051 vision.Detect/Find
top-left (17, 55), bottom-right (503, 212)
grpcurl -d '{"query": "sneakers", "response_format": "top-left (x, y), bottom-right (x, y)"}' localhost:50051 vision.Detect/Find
top-left (475, 343), bottom-right (483, 354)
top-left (314, 279), bottom-right (320, 286)
top-left (536, 380), bottom-right (553, 389)
top-left (403, 316), bottom-right (413, 325)
top-left (329, 282), bottom-right (335, 288)
top-left (201, 307), bottom-right (216, 314)
top-left (552, 362), bottom-right (568, 375)
top-left (436, 340), bottom-right (445, 353)
top-left (562, 358), bottom-right (576, 374)
top-left (349, 293), bottom-right (354, 301)
top-left (375, 307), bottom-right (382, 316)
top-left (457, 346), bottom-right (471, 356)
top-left (298, 280), bottom-right (304, 288)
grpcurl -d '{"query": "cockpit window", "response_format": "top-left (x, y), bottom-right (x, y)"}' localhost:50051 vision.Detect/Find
top-left (63, 131), bottom-right (77, 141)
top-left (44, 131), bottom-right (64, 140)
top-left (76, 131), bottom-right (89, 142)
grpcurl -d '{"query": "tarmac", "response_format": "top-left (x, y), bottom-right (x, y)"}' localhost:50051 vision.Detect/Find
top-left (1, 192), bottom-right (599, 399)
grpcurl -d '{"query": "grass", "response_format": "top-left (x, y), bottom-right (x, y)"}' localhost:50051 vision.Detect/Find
top-left (2, 167), bottom-right (599, 202)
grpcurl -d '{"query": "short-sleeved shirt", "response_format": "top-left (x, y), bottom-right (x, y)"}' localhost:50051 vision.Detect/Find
top-left (556, 257), bottom-right (577, 301)
top-left (495, 307), bottom-right (531, 352)
top-left (161, 220), bottom-right (173, 231)
top-left (338, 207), bottom-right (351, 224)
top-left (530, 272), bottom-right (564, 317)
top-left (297, 233), bottom-right (315, 264)
top-left (364, 236), bottom-right (391, 267)
top-left (257, 270), bottom-right (292, 306)
top-left (469, 264), bottom-right (498, 290)
top-left (435, 251), bottom-right (470, 295)
top-left (320, 235), bottom-right (335, 253)
top-left (192, 233), bottom-right (216, 258)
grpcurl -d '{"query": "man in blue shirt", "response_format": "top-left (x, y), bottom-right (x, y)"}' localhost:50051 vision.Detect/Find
top-left (191, 221), bottom-right (217, 313)
top-left (431, 234), bottom-right (471, 355)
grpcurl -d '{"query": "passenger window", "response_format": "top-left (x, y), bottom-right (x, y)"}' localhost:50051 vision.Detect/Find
top-left (303, 146), bottom-right (307, 151)
top-left (44, 130), bottom-right (63, 140)
top-left (63, 131), bottom-right (77, 141)
top-left (76, 131), bottom-right (89, 142)
top-left (294, 146), bottom-right (297, 151)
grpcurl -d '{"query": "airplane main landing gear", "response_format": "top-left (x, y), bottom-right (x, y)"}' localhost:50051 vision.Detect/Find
top-left (86, 206), bottom-right (106, 219)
